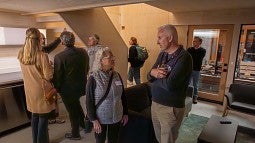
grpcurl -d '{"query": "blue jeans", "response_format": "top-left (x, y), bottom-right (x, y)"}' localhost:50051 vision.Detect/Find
top-left (31, 113), bottom-right (49, 143)
top-left (189, 70), bottom-right (201, 98)
top-left (128, 66), bottom-right (141, 84)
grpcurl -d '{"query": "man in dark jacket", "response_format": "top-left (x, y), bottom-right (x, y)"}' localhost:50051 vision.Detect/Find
top-left (148, 24), bottom-right (192, 143)
top-left (53, 31), bottom-right (89, 140)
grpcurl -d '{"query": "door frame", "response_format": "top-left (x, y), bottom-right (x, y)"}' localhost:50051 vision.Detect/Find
top-left (188, 24), bottom-right (234, 102)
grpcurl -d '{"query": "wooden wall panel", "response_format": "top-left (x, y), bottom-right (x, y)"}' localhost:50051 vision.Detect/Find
top-left (119, 4), bottom-right (173, 82)
top-left (0, 11), bottom-right (40, 28)
top-left (59, 8), bottom-right (128, 85)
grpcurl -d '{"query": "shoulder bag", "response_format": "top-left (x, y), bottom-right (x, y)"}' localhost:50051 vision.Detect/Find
top-left (36, 53), bottom-right (58, 105)
top-left (41, 78), bottom-right (58, 105)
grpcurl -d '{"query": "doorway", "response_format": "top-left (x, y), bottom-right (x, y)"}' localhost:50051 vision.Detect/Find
top-left (188, 25), bottom-right (234, 102)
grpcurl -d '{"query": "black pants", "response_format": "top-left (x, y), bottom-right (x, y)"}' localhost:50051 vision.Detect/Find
top-left (95, 122), bottom-right (120, 143)
top-left (62, 96), bottom-right (85, 137)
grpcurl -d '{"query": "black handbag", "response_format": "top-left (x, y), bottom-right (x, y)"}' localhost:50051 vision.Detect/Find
top-left (84, 73), bottom-right (114, 133)
top-left (84, 115), bottom-right (93, 133)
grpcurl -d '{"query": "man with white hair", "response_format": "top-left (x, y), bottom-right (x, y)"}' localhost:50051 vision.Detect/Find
top-left (148, 24), bottom-right (192, 143)
top-left (85, 34), bottom-right (103, 74)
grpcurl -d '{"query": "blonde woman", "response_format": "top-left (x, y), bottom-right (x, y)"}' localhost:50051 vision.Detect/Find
top-left (86, 48), bottom-right (128, 143)
top-left (18, 28), bottom-right (55, 143)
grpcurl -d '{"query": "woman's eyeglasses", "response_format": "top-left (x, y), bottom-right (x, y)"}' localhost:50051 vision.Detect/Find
top-left (103, 56), bottom-right (115, 60)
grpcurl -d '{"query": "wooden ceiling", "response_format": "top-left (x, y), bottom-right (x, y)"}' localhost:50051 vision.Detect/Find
top-left (1, 0), bottom-right (255, 15)
top-left (0, 0), bottom-right (153, 14)
top-left (146, 0), bottom-right (255, 13)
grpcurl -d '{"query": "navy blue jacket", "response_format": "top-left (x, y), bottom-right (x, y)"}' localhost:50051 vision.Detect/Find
top-left (147, 48), bottom-right (192, 108)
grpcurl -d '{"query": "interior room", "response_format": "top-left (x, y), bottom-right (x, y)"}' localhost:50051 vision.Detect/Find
top-left (1, 0), bottom-right (255, 143)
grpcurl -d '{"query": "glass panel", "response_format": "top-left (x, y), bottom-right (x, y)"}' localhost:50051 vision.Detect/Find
top-left (193, 29), bottom-right (224, 94)
top-left (234, 25), bottom-right (255, 83)
top-left (0, 27), bottom-right (46, 45)
top-left (0, 27), bottom-right (46, 74)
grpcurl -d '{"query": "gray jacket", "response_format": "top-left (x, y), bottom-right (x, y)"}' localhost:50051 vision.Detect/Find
top-left (86, 69), bottom-right (128, 124)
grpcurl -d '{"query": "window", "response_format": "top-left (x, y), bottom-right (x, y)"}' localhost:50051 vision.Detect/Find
top-left (0, 27), bottom-right (46, 75)
top-left (193, 29), bottom-right (224, 94)
top-left (0, 27), bottom-right (46, 45)
top-left (234, 25), bottom-right (255, 83)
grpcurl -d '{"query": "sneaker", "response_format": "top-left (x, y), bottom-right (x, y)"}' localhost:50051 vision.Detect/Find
top-left (65, 133), bottom-right (81, 140)
top-left (55, 118), bottom-right (65, 124)
top-left (127, 80), bottom-right (133, 85)
top-left (48, 119), bottom-right (56, 124)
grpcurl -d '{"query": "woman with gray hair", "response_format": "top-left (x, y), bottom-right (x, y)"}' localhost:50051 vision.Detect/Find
top-left (86, 48), bottom-right (128, 143)
top-left (18, 27), bottom-right (55, 143)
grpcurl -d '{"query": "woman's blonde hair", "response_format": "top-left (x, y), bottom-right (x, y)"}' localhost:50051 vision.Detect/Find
top-left (18, 28), bottom-right (41, 65)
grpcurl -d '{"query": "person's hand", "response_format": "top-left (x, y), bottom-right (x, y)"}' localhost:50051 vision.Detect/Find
top-left (121, 115), bottom-right (128, 126)
top-left (49, 60), bottom-right (53, 66)
top-left (92, 120), bottom-right (101, 133)
top-left (150, 68), bottom-right (167, 79)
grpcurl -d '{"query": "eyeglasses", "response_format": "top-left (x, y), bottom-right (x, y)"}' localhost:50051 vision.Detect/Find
top-left (103, 56), bottom-right (115, 60)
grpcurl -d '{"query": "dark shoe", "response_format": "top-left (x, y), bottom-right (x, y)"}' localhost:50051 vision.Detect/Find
top-left (193, 98), bottom-right (198, 104)
top-left (193, 96), bottom-right (198, 104)
top-left (84, 128), bottom-right (92, 134)
top-left (65, 133), bottom-right (81, 140)
top-left (83, 119), bottom-right (93, 134)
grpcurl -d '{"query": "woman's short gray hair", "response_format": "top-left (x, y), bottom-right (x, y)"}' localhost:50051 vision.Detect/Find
top-left (91, 47), bottom-right (112, 71)
top-left (100, 47), bottom-right (111, 60)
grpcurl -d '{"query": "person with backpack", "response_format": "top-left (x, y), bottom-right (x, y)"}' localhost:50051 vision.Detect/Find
top-left (127, 37), bottom-right (147, 85)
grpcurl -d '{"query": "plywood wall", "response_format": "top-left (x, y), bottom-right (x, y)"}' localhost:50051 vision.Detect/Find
top-left (111, 4), bottom-right (170, 82)
top-left (105, 4), bottom-right (189, 83)
top-left (58, 8), bottom-right (128, 85)
top-left (106, 4), bottom-right (255, 89)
